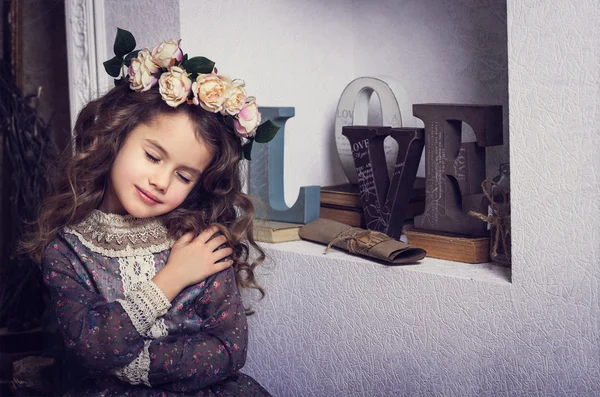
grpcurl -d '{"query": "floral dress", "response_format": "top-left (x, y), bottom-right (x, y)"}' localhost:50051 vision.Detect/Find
top-left (42, 210), bottom-right (270, 396)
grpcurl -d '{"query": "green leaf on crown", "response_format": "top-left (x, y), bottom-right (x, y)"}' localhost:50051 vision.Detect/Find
top-left (114, 28), bottom-right (136, 57)
top-left (183, 56), bottom-right (215, 76)
top-left (254, 120), bottom-right (280, 143)
top-left (123, 50), bottom-right (141, 67)
top-left (103, 56), bottom-right (123, 78)
top-left (242, 139), bottom-right (254, 160)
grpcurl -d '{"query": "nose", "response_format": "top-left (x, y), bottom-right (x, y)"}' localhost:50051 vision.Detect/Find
top-left (149, 168), bottom-right (170, 193)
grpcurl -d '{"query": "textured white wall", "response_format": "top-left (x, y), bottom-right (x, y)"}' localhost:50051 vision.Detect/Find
top-left (241, 0), bottom-right (599, 396)
top-left (103, 0), bottom-right (180, 94)
top-left (104, 0), bottom-right (180, 56)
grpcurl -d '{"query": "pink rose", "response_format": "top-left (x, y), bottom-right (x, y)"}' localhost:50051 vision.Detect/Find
top-left (234, 97), bottom-right (261, 137)
top-left (151, 39), bottom-right (183, 69)
top-left (158, 66), bottom-right (192, 107)
top-left (221, 79), bottom-right (247, 116)
top-left (192, 73), bottom-right (232, 113)
top-left (128, 49), bottom-right (159, 92)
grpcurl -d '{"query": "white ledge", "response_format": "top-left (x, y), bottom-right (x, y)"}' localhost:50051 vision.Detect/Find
top-left (259, 239), bottom-right (511, 284)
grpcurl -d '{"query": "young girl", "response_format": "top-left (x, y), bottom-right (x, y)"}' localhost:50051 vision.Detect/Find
top-left (25, 34), bottom-right (272, 396)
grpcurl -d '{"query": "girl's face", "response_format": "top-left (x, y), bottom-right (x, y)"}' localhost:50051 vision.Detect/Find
top-left (99, 112), bottom-right (214, 218)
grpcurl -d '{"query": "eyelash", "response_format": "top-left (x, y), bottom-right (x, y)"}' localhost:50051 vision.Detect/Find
top-left (146, 152), bottom-right (192, 184)
top-left (145, 152), bottom-right (160, 163)
top-left (178, 174), bottom-right (191, 184)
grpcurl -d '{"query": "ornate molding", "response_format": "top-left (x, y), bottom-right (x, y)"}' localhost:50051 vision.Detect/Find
top-left (64, 0), bottom-right (108, 131)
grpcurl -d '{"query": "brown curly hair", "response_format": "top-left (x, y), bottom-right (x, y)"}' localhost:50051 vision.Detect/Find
top-left (24, 83), bottom-right (265, 297)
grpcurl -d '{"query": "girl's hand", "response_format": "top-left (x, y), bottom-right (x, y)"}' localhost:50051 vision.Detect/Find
top-left (152, 226), bottom-right (233, 301)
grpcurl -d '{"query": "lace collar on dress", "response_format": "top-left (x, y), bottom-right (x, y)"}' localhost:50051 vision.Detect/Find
top-left (64, 210), bottom-right (175, 257)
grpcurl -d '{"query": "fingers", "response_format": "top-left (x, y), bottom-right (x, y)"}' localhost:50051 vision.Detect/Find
top-left (206, 235), bottom-right (228, 252)
top-left (213, 247), bottom-right (233, 263)
top-left (196, 226), bottom-right (220, 243)
top-left (215, 259), bottom-right (233, 272)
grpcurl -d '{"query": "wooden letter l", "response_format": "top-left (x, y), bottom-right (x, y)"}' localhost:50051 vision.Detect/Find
top-left (248, 107), bottom-right (321, 224)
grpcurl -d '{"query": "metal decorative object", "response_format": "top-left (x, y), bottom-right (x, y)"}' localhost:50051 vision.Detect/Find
top-left (342, 125), bottom-right (424, 240)
top-left (248, 107), bottom-right (321, 224)
top-left (412, 104), bottom-right (503, 236)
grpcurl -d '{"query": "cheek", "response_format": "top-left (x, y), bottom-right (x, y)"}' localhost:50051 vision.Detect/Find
top-left (163, 184), bottom-right (194, 209)
top-left (112, 149), bottom-right (144, 184)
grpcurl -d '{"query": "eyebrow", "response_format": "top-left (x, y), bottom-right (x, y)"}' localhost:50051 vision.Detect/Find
top-left (145, 139), bottom-right (203, 175)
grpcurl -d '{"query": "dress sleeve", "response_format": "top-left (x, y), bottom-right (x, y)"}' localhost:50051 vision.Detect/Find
top-left (42, 240), bottom-right (172, 375)
top-left (146, 266), bottom-right (249, 392)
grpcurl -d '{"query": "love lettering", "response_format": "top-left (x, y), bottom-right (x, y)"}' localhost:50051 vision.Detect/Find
top-left (342, 126), bottom-right (425, 240)
top-left (343, 104), bottom-right (503, 238)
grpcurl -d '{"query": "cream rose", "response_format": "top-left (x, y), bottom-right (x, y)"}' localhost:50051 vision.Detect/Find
top-left (234, 97), bottom-right (261, 137)
top-left (151, 39), bottom-right (183, 69)
top-left (128, 49), bottom-right (159, 92)
top-left (222, 79), bottom-right (247, 116)
top-left (158, 66), bottom-right (192, 107)
top-left (192, 73), bottom-right (232, 113)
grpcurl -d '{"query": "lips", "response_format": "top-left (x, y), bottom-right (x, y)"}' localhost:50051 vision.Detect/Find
top-left (136, 186), bottom-right (162, 205)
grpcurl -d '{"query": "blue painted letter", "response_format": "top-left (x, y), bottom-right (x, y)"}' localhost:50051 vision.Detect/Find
top-left (248, 107), bottom-right (320, 224)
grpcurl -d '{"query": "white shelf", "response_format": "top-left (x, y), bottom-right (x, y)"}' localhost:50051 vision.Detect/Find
top-left (258, 239), bottom-right (511, 284)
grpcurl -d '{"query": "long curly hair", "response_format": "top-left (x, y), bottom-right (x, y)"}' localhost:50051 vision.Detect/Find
top-left (24, 83), bottom-right (265, 297)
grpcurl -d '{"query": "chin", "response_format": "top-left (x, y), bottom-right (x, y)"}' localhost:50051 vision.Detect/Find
top-left (123, 203), bottom-right (165, 219)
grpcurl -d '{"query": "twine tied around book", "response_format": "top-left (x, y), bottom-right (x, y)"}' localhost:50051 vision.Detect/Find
top-left (468, 179), bottom-right (511, 259)
top-left (324, 227), bottom-right (390, 256)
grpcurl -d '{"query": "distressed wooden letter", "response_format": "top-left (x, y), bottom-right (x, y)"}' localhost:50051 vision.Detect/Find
top-left (343, 126), bottom-right (424, 239)
top-left (248, 107), bottom-right (321, 224)
top-left (412, 104), bottom-right (503, 236)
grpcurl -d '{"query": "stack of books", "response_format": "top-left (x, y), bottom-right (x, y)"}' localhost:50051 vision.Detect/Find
top-left (320, 183), bottom-right (365, 227)
top-left (319, 178), bottom-right (426, 228)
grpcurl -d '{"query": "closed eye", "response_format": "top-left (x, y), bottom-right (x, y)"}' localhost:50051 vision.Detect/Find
top-left (177, 173), bottom-right (192, 184)
top-left (146, 152), bottom-right (160, 163)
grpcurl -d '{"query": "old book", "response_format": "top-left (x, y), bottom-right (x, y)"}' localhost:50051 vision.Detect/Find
top-left (403, 224), bottom-right (490, 263)
top-left (319, 205), bottom-right (364, 228)
top-left (320, 184), bottom-right (362, 208)
top-left (253, 220), bottom-right (302, 243)
top-left (320, 200), bottom-right (425, 229)
top-left (320, 177), bottom-right (426, 209)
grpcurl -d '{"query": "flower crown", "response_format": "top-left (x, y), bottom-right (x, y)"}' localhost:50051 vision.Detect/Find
top-left (103, 28), bottom-right (278, 160)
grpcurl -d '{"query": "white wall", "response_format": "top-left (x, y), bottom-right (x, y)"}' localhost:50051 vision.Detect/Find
top-left (104, 0), bottom-right (180, 58)
top-left (240, 0), bottom-right (599, 395)
top-left (102, 0), bottom-right (180, 95)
